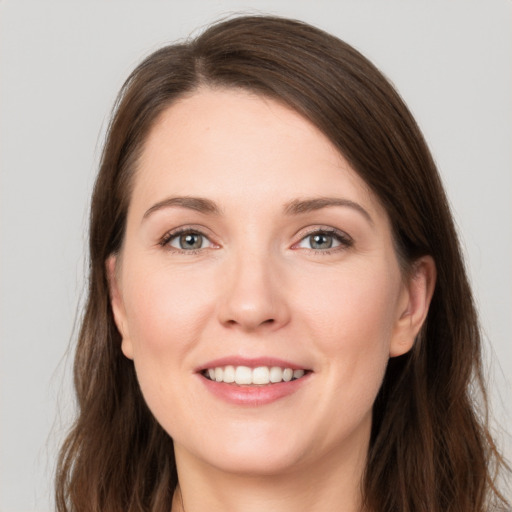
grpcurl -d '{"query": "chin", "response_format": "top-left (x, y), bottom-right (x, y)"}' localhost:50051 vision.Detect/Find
top-left (173, 421), bottom-right (312, 477)
top-left (201, 444), bottom-right (305, 477)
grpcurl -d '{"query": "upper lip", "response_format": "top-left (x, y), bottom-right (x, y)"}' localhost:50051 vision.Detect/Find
top-left (196, 356), bottom-right (311, 372)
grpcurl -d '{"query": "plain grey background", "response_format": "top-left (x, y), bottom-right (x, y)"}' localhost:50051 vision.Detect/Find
top-left (1, 1), bottom-right (511, 510)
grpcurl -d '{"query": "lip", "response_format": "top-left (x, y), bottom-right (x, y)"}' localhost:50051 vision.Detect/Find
top-left (196, 356), bottom-right (309, 372)
top-left (196, 356), bottom-right (312, 406)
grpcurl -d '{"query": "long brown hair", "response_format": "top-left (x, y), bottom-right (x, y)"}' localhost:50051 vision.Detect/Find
top-left (56, 15), bottom-right (510, 511)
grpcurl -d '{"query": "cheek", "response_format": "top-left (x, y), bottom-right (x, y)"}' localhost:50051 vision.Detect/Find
top-left (120, 262), bottom-right (220, 428)
top-left (300, 261), bottom-right (400, 344)
top-left (296, 261), bottom-right (400, 394)
top-left (122, 262), bottom-right (217, 358)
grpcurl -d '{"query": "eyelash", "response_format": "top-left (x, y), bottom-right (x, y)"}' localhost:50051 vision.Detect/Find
top-left (159, 227), bottom-right (214, 254)
top-left (293, 227), bottom-right (353, 255)
top-left (159, 226), bottom-right (353, 254)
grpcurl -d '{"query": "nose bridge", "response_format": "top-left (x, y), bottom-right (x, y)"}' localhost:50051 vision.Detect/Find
top-left (218, 241), bottom-right (288, 331)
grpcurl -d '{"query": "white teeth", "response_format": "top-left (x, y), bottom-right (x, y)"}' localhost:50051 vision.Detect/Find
top-left (235, 366), bottom-right (253, 385)
top-left (204, 365), bottom-right (307, 385)
top-left (252, 366), bottom-right (270, 385)
top-left (269, 366), bottom-right (283, 383)
top-left (223, 365), bottom-right (235, 383)
top-left (293, 369), bottom-right (305, 379)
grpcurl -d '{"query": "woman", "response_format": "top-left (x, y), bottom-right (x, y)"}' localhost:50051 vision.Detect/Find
top-left (55, 15), bottom-right (510, 512)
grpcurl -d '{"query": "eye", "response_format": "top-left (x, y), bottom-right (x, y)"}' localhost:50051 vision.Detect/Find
top-left (162, 229), bottom-right (215, 251)
top-left (296, 229), bottom-right (352, 251)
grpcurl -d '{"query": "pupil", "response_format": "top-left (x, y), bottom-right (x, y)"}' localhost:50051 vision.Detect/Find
top-left (180, 233), bottom-right (202, 249)
top-left (311, 233), bottom-right (332, 249)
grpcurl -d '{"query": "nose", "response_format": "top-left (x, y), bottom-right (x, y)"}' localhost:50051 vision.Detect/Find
top-left (217, 249), bottom-right (290, 332)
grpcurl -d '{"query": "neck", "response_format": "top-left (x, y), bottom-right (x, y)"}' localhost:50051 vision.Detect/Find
top-left (172, 436), bottom-right (368, 512)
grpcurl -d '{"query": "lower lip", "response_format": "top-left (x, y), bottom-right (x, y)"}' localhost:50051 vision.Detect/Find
top-left (199, 374), bottom-right (311, 406)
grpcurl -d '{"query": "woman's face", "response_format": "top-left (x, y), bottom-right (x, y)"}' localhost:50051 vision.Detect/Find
top-left (109, 87), bottom-right (429, 478)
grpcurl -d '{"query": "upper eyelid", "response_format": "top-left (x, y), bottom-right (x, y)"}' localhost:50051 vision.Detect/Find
top-left (161, 224), bottom-right (214, 237)
top-left (294, 225), bottom-right (352, 241)
top-left (159, 225), bottom-right (217, 246)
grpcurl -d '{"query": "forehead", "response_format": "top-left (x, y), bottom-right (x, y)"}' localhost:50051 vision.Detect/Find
top-left (131, 87), bottom-right (383, 218)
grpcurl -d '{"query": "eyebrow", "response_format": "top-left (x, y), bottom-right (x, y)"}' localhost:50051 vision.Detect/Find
top-left (284, 197), bottom-right (374, 225)
top-left (142, 195), bottom-right (373, 225)
top-left (143, 196), bottom-right (221, 220)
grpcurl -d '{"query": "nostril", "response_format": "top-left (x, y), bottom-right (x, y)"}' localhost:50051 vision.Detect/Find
top-left (224, 317), bottom-right (275, 328)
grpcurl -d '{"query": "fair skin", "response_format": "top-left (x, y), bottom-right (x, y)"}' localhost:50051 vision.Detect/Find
top-left (108, 87), bottom-right (435, 512)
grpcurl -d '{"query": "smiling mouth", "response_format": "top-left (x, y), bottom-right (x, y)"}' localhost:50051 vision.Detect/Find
top-left (202, 365), bottom-right (309, 385)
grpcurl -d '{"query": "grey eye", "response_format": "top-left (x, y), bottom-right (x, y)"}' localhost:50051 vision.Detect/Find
top-left (309, 233), bottom-right (334, 250)
top-left (170, 232), bottom-right (205, 250)
top-left (296, 229), bottom-right (351, 251)
top-left (298, 232), bottom-right (340, 250)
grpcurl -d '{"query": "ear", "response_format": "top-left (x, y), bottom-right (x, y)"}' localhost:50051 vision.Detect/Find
top-left (389, 256), bottom-right (436, 358)
top-left (106, 255), bottom-right (134, 360)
